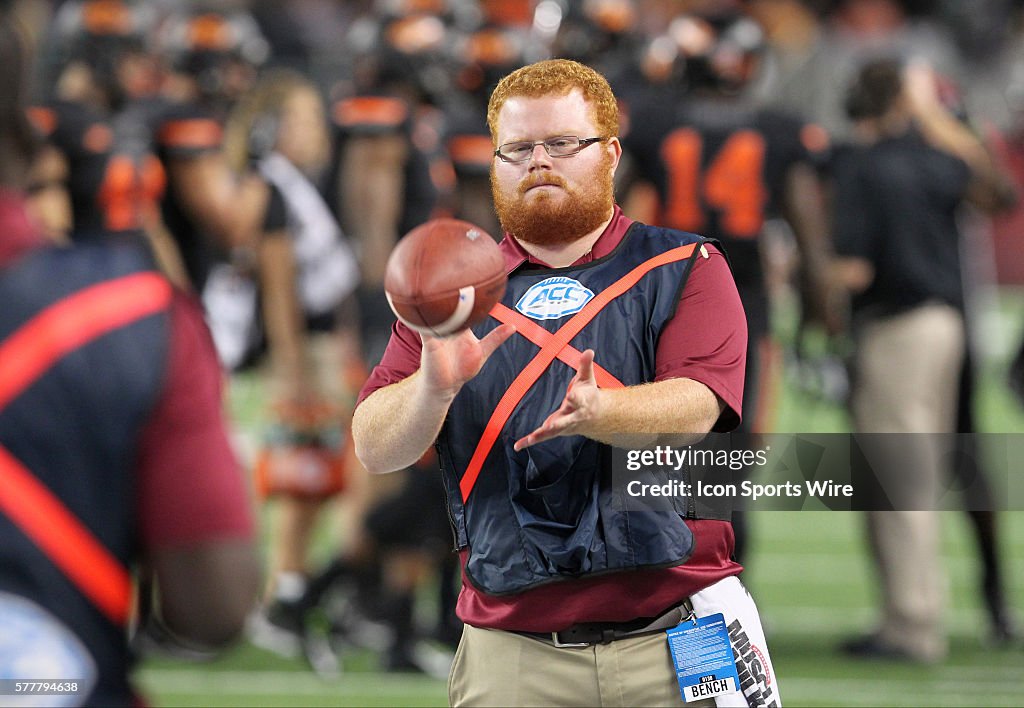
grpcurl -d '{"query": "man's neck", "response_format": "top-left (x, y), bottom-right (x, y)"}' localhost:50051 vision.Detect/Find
top-left (517, 215), bottom-right (612, 268)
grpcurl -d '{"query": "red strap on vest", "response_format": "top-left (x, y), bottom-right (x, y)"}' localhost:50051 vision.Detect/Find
top-left (458, 244), bottom-right (697, 501)
top-left (0, 272), bottom-right (173, 410)
top-left (0, 271), bottom-right (172, 625)
top-left (0, 448), bottom-right (134, 625)
top-left (490, 304), bottom-right (624, 389)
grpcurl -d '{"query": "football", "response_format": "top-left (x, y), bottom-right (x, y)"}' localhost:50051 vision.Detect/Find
top-left (384, 218), bottom-right (507, 336)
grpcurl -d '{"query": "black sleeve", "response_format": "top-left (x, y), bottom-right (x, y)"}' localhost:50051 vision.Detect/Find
top-left (399, 147), bottom-right (438, 234)
top-left (761, 111), bottom-right (823, 209)
top-left (831, 146), bottom-right (877, 261)
top-left (47, 100), bottom-right (107, 162)
top-left (157, 100), bottom-right (224, 160)
top-left (262, 184), bottom-right (288, 234)
top-left (620, 104), bottom-right (663, 186)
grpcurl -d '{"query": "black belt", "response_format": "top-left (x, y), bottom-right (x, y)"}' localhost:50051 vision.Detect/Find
top-left (516, 599), bottom-right (695, 648)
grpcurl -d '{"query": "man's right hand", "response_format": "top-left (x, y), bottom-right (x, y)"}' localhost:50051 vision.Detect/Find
top-left (419, 324), bottom-right (516, 400)
top-left (352, 322), bottom-right (515, 474)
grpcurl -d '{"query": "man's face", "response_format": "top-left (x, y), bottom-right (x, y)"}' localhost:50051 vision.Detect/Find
top-left (490, 89), bottom-right (620, 247)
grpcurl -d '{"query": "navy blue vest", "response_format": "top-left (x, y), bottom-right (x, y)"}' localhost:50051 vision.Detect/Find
top-left (0, 244), bottom-right (170, 706)
top-left (437, 223), bottom-right (707, 595)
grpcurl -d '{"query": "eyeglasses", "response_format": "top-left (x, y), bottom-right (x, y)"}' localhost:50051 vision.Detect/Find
top-left (494, 136), bottom-right (608, 163)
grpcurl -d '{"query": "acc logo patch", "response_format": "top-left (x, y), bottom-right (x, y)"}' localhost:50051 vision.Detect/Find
top-left (515, 276), bottom-right (594, 320)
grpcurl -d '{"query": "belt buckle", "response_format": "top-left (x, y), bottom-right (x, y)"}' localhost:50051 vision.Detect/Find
top-left (551, 632), bottom-right (590, 648)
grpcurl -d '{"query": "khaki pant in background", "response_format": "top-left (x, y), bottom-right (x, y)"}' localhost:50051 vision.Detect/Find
top-left (852, 303), bottom-right (965, 662)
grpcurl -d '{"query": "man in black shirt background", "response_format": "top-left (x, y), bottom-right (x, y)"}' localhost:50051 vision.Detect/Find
top-left (832, 57), bottom-right (1016, 662)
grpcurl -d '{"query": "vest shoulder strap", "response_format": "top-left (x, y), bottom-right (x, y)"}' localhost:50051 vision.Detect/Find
top-left (0, 270), bottom-right (172, 625)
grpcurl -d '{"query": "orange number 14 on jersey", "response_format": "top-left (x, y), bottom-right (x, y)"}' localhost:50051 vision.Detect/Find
top-left (660, 128), bottom-right (767, 239)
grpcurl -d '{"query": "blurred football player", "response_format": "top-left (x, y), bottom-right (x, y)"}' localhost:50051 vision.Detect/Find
top-left (215, 67), bottom-right (362, 675)
top-left (1, 12), bottom-right (260, 703)
top-left (624, 7), bottom-right (840, 562)
top-left (29, 0), bottom-right (183, 284)
top-left (152, 4), bottom-right (271, 293)
top-left (325, 6), bottom-right (447, 366)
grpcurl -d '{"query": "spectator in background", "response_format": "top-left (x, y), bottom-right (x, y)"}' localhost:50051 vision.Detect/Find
top-left (748, 0), bottom-right (834, 117)
top-left (218, 68), bottom-right (364, 673)
top-left (931, 54), bottom-right (1021, 648)
top-left (26, 0), bottom-right (187, 285)
top-left (319, 17), bottom-right (472, 668)
top-left (986, 78), bottom-right (1024, 406)
top-left (324, 7), bottom-right (444, 368)
top-left (153, 4), bottom-right (271, 294)
top-left (27, 1), bottom-right (266, 294)
top-left (752, 0), bottom-right (962, 139)
top-left (968, 65), bottom-right (1024, 644)
top-left (832, 57), bottom-right (1015, 662)
top-left (0, 12), bottom-right (260, 705)
top-left (444, 18), bottom-right (527, 240)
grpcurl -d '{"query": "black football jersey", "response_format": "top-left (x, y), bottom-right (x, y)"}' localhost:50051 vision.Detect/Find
top-left (29, 99), bottom-right (165, 238)
top-left (626, 96), bottom-right (828, 288)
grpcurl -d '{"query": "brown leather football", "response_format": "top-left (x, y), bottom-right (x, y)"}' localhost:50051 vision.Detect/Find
top-left (384, 218), bottom-right (507, 336)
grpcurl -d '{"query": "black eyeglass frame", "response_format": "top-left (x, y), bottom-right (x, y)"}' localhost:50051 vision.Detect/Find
top-left (493, 136), bottom-right (609, 163)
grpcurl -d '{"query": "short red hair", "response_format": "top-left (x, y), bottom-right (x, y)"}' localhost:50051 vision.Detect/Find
top-left (486, 59), bottom-right (619, 142)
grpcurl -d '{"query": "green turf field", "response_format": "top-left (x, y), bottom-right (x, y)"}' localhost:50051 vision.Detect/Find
top-left (138, 510), bottom-right (1024, 707)
top-left (138, 289), bottom-right (1024, 707)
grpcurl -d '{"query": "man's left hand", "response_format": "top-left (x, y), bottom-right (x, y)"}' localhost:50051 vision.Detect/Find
top-left (513, 349), bottom-right (602, 451)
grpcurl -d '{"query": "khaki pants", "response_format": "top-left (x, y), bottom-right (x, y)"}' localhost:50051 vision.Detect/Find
top-left (448, 577), bottom-right (777, 707)
top-left (852, 303), bottom-right (964, 661)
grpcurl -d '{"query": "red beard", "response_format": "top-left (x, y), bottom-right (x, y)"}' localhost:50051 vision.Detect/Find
top-left (491, 153), bottom-right (615, 247)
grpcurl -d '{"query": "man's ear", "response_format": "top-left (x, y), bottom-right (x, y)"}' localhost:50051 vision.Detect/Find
top-left (607, 136), bottom-right (623, 172)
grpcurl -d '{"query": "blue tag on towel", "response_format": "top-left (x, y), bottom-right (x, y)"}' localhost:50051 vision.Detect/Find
top-left (667, 612), bottom-right (741, 703)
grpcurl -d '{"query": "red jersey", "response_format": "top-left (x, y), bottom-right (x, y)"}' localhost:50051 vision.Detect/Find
top-left (0, 189), bottom-right (253, 548)
top-left (358, 206), bottom-right (746, 631)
